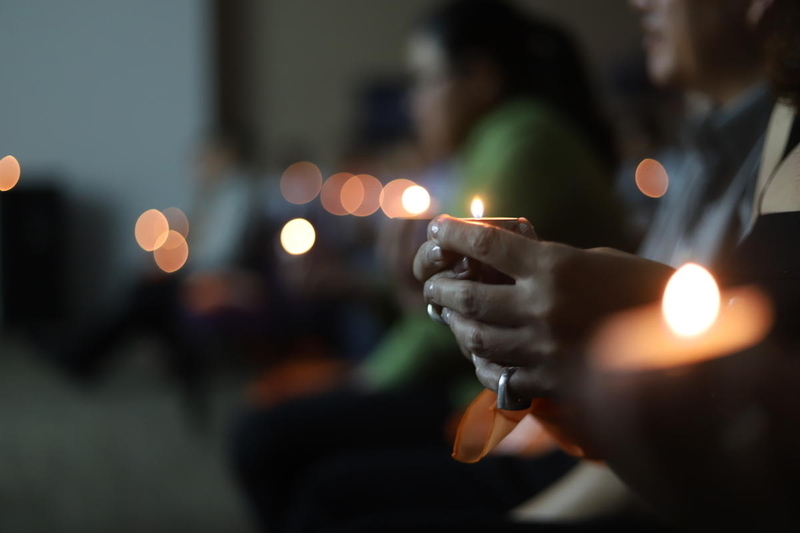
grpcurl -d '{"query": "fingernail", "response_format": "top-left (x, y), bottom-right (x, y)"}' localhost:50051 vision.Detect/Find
top-left (425, 280), bottom-right (435, 298)
top-left (453, 256), bottom-right (470, 274)
top-left (517, 222), bottom-right (532, 235)
top-left (429, 245), bottom-right (443, 262)
top-left (427, 303), bottom-right (446, 325)
top-left (441, 307), bottom-right (451, 324)
top-left (429, 216), bottom-right (443, 239)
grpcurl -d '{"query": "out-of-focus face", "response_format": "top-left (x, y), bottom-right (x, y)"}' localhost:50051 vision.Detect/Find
top-left (408, 34), bottom-right (493, 160)
top-left (629, 0), bottom-right (751, 91)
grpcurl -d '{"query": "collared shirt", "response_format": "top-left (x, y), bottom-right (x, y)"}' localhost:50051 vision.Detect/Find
top-left (639, 83), bottom-right (774, 268)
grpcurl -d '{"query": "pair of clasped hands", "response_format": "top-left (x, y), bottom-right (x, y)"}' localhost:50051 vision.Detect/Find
top-left (413, 215), bottom-right (675, 404)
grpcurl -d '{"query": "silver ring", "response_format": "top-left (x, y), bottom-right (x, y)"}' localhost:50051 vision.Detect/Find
top-left (497, 367), bottom-right (531, 411)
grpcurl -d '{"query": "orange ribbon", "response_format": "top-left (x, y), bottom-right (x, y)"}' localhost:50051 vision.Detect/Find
top-left (452, 389), bottom-right (594, 463)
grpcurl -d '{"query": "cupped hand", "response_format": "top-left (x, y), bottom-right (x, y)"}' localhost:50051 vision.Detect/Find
top-left (413, 215), bottom-right (675, 399)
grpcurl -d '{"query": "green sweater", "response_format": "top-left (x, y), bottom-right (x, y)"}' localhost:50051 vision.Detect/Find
top-left (361, 99), bottom-right (627, 406)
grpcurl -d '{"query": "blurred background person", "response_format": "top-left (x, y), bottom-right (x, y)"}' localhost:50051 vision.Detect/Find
top-left (631, 0), bottom-right (775, 268)
top-left (230, 1), bottom-right (631, 531)
top-left (42, 125), bottom-right (265, 424)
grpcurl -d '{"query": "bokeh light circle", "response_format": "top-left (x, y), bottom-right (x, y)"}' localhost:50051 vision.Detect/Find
top-left (340, 175), bottom-right (365, 214)
top-left (320, 172), bottom-right (353, 216)
top-left (0, 155), bottom-right (21, 192)
top-left (281, 161), bottom-right (323, 205)
top-left (162, 207), bottom-right (189, 238)
top-left (635, 158), bottom-right (669, 198)
top-left (153, 230), bottom-right (189, 273)
top-left (401, 185), bottom-right (431, 216)
top-left (379, 179), bottom-right (417, 218)
top-left (280, 218), bottom-right (316, 255)
top-left (135, 209), bottom-right (170, 251)
top-left (347, 174), bottom-right (382, 216)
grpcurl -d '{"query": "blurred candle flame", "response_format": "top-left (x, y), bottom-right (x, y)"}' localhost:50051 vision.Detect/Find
top-left (321, 172), bottom-right (353, 216)
top-left (281, 161), bottom-right (323, 205)
top-left (153, 230), bottom-right (189, 273)
top-left (635, 158), bottom-right (669, 198)
top-left (379, 179), bottom-right (416, 218)
top-left (590, 265), bottom-right (773, 373)
top-left (350, 174), bottom-right (382, 216)
top-left (162, 207), bottom-right (189, 238)
top-left (340, 175), bottom-right (366, 215)
top-left (0, 155), bottom-right (21, 191)
top-left (662, 263), bottom-right (720, 337)
top-left (280, 218), bottom-right (316, 255)
top-left (135, 209), bottom-right (170, 251)
top-left (401, 185), bottom-right (431, 216)
top-left (470, 196), bottom-right (484, 218)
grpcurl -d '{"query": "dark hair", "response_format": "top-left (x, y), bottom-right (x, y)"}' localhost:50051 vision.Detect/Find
top-left (420, 0), bottom-right (617, 172)
top-left (768, 0), bottom-right (800, 106)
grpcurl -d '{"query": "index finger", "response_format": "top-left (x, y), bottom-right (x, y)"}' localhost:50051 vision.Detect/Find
top-left (429, 215), bottom-right (535, 279)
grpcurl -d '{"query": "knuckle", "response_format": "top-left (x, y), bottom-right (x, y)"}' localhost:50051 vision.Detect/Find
top-left (458, 285), bottom-right (479, 317)
top-left (466, 324), bottom-right (486, 355)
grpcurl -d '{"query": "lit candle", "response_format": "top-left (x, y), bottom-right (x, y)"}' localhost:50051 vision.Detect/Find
top-left (462, 196), bottom-right (534, 278)
top-left (427, 196), bottom-right (531, 323)
top-left (590, 263), bottom-right (773, 372)
top-left (464, 196), bottom-right (519, 227)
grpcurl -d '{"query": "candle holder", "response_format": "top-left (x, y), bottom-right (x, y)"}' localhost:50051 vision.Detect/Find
top-left (427, 216), bottom-right (532, 322)
top-left (589, 285), bottom-right (773, 372)
top-left (460, 217), bottom-right (531, 283)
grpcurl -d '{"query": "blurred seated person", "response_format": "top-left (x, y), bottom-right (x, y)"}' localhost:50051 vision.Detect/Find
top-left (413, 0), bottom-right (800, 530)
top-left (230, 1), bottom-right (629, 531)
top-left (54, 125), bottom-right (263, 417)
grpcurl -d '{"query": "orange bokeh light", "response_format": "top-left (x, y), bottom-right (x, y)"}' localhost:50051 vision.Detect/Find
top-left (320, 172), bottom-right (353, 216)
top-left (0, 155), bottom-right (21, 192)
top-left (163, 207), bottom-right (189, 238)
top-left (635, 158), bottom-right (669, 198)
top-left (340, 175), bottom-right (365, 214)
top-left (352, 174), bottom-right (382, 216)
top-left (154, 230), bottom-right (189, 273)
top-left (281, 161), bottom-right (323, 205)
top-left (379, 179), bottom-right (417, 218)
top-left (340, 174), bottom-right (382, 216)
top-left (135, 209), bottom-right (170, 251)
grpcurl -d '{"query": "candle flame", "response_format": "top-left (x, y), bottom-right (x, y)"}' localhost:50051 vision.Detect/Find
top-left (470, 196), bottom-right (484, 218)
top-left (662, 263), bottom-right (720, 337)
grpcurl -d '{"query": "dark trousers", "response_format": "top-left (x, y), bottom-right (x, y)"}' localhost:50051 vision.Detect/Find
top-left (229, 388), bottom-right (577, 533)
